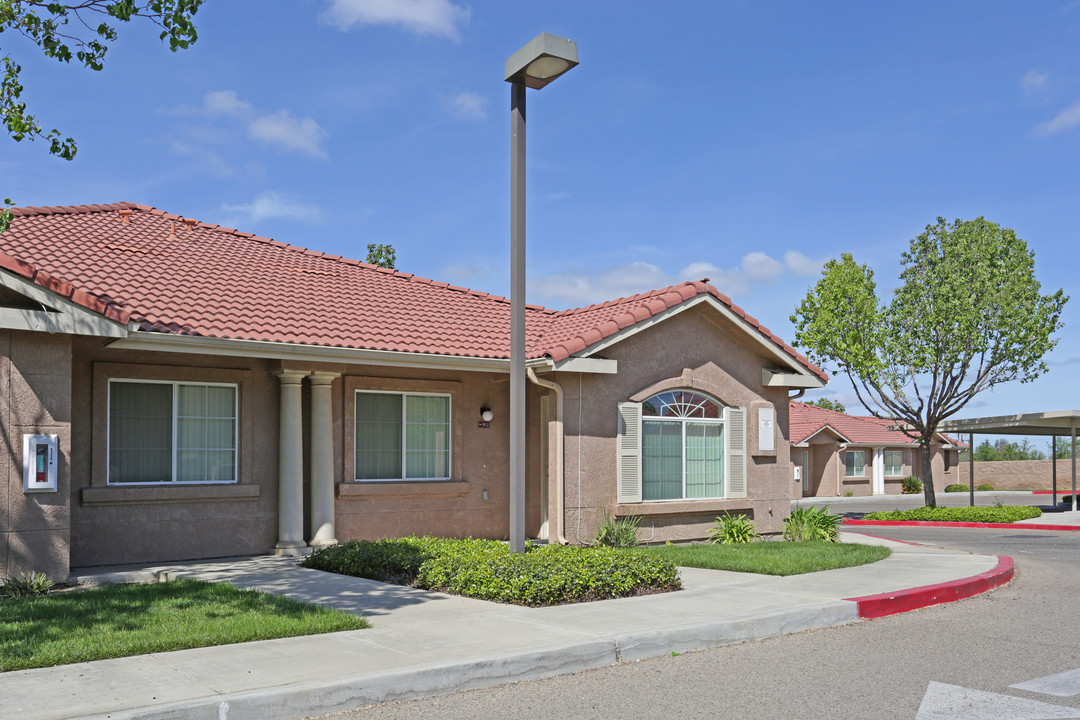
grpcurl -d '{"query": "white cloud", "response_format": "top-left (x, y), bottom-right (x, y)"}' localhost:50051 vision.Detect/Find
top-left (221, 192), bottom-right (325, 226)
top-left (248, 111), bottom-right (329, 159)
top-left (784, 250), bottom-right (828, 276)
top-left (203, 90), bottom-right (253, 116)
top-left (742, 251), bottom-right (784, 281)
top-left (444, 91), bottom-right (487, 121)
top-left (1033, 99), bottom-right (1080, 137)
top-left (320, 0), bottom-right (470, 40)
top-left (1021, 69), bottom-right (1049, 93)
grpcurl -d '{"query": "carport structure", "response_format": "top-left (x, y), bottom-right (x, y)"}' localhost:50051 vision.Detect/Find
top-left (936, 411), bottom-right (1080, 511)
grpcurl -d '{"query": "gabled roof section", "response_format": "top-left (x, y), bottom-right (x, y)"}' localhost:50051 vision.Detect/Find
top-left (0, 202), bottom-right (822, 376)
top-left (537, 281), bottom-right (827, 381)
top-left (790, 401), bottom-right (964, 447)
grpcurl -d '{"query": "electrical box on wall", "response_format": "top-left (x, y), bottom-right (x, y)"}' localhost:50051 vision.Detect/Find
top-left (23, 434), bottom-right (58, 493)
top-left (793, 466), bottom-right (802, 481)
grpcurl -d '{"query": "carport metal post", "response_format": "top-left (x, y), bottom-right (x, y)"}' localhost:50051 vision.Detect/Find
top-left (969, 433), bottom-right (975, 507)
top-left (1072, 420), bottom-right (1077, 512)
top-left (1052, 436), bottom-right (1057, 505)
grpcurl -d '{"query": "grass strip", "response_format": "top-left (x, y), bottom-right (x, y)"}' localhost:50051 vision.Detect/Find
top-left (0, 579), bottom-right (368, 672)
top-left (861, 505), bottom-right (1042, 523)
top-left (632, 541), bottom-right (891, 576)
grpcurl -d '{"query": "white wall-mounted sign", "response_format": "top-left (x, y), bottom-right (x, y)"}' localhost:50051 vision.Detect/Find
top-left (758, 408), bottom-right (775, 452)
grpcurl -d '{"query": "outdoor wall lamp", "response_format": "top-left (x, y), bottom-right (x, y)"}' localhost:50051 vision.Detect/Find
top-left (505, 32), bottom-right (579, 554)
top-left (480, 407), bottom-right (494, 422)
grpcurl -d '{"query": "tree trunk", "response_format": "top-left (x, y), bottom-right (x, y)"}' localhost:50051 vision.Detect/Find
top-left (921, 440), bottom-right (937, 507)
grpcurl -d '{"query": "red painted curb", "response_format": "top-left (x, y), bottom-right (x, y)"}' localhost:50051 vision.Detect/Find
top-left (844, 555), bottom-right (1014, 619)
top-left (843, 519), bottom-right (1080, 531)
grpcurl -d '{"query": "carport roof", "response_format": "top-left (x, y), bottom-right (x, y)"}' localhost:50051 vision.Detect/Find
top-left (936, 410), bottom-right (1080, 437)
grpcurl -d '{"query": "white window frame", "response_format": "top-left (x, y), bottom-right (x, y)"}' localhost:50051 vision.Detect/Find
top-left (884, 449), bottom-right (904, 477)
top-left (845, 450), bottom-right (866, 477)
top-left (106, 378), bottom-right (239, 485)
top-left (354, 390), bottom-right (452, 482)
top-left (641, 392), bottom-right (726, 501)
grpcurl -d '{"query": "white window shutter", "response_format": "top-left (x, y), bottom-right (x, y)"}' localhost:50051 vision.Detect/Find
top-left (726, 406), bottom-right (747, 498)
top-left (617, 402), bottom-right (642, 503)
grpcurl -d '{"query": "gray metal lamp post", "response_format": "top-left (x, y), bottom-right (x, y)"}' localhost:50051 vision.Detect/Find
top-left (504, 33), bottom-right (579, 553)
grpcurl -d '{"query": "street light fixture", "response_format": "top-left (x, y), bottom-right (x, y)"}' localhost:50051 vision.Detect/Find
top-left (505, 32), bottom-right (579, 553)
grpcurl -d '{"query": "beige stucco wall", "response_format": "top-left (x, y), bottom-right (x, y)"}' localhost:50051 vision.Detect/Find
top-left (1, 330), bottom-right (72, 580)
top-left (958, 458), bottom-right (1071, 491)
top-left (799, 444), bottom-right (959, 498)
top-left (551, 304), bottom-right (797, 542)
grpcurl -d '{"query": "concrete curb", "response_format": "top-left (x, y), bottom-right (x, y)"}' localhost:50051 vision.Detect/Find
top-left (844, 519), bottom-right (1080, 531)
top-left (843, 555), bottom-right (1014, 619)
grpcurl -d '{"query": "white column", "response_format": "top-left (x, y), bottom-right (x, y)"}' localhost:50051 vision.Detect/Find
top-left (274, 369), bottom-right (308, 555)
top-left (872, 447), bottom-right (885, 495)
top-left (309, 371), bottom-right (339, 547)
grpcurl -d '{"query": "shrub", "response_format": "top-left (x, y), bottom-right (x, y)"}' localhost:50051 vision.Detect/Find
top-left (595, 511), bottom-right (641, 548)
top-left (783, 505), bottom-right (841, 542)
top-left (976, 483), bottom-right (994, 491)
top-left (945, 484), bottom-right (969, 493)
top-left (1058, 494), bottom-right (1080, 506)
top-left (862, 506), bottom-right (1042, 523)
top-left (709, 514), bottom-right (760, 544)
top-left (302, 536), bottom-right (681, 606)
top-left (901, 476), bottom-right (923, 494)
top-left (0, 571), bottom-right (55, 597)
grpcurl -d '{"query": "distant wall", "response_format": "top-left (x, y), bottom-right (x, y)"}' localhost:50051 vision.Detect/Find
top-left (958, 459), bottom-right (1079, 491)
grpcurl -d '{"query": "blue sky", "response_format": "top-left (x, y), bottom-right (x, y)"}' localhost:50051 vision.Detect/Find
top-left (4, 0), bottom-right (1080, 434)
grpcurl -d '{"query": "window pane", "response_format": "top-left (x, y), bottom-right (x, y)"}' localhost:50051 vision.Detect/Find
top-left (356, 392), bottom-right (403, 479)
top-left (845, 451), bottom-right (865, 477)
top-left (178, 384), bottom-right (236, 482)
top-left (642, 391), bottom-right (722, 419)
top-left (405, 395), bottom-right (449, 479)
top-left (885, 450), bottom-right (903, 476)
top-left (685, 423), bottom-right (724, 498)
top-left (109, 382), bottom-right (172, 483)
top-left (642, 421), bottom-right (683, 500)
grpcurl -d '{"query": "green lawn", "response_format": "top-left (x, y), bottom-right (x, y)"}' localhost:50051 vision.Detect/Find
top-left (0, 579), bottom-right (368, 672)
top-left (632, 541), bottom-right (891, 576)
top-left (861, 505), bottom-right (1042, 523)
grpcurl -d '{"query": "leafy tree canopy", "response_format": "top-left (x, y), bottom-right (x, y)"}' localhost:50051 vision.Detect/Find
top-left (960, 438), bottom-right (1046, 462)
top-left (365, 243), bottom-right (396, 270)
top-left (1, 1), bottom-right (203, 231)
top-left (791, 217), bottom-right (1067, 506)
top-left (805, 397), bottom-right (846, 413)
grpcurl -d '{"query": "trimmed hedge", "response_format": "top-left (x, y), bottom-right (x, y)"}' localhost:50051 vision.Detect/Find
top-left (944, 484), bottom-right (969, 493)
top-left (862, 506), bottom-right (1042, 523)
top-left (301, 537), bottom-right (681, 607)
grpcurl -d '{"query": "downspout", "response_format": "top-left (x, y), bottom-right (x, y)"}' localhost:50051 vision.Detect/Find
top-left (788, 389), bottom-right (806, 400)
top-left (527, 368), bottom-right (567, 545)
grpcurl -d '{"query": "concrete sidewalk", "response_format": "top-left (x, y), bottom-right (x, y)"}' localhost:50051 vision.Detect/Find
top-left (3, 534), bottom-right (1008, 720)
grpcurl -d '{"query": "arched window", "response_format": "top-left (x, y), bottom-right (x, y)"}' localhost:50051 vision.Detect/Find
top-left (641, 390), bottom-right (725, 500)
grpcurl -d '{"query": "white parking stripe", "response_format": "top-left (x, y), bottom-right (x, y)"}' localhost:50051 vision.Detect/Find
top-left (916, 682), bottom-right (1080, 719)
top-left (1013, 669), bottom-right (1080, 697)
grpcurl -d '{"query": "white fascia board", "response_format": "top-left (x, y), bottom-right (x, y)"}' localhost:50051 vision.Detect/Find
top-left (798, 425), bottom-right (852, 444)
top-left (573, 294), bottom-right (818, 381)
top-left (761, 368), bottom-right (826, 388)
top-left (0, 270), bottom-right (129, 338)
top-left (107, 332), bottom-right (552, 373)
top-left (552, 356), bottom-right (617, 374)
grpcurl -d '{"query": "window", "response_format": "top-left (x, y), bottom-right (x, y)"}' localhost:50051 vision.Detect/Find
top-left (355, 391), bottom-right (450, 480)
top-left (884, 450), bottom-right (903, 476)
top-left (108, 380), bottom-right (237, 484)
top-left (845, 450), bottom-right (866, 477)
top-left (641, 391), bottom-right (725, 500)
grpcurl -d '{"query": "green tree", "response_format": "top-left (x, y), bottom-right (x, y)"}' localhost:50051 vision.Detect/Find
top-left (365, 243), bottom-right (396, 270)
top-left (805, 397), bottom-right (846, 413)
top-left (962, 438), bottom-right (1046, 462)
top-left (791, 217), bottom-right (1067, 507)
top-left (1, 1), bottom-right (203, 231)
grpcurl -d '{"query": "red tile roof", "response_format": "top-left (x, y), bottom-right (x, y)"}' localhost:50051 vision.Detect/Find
top-left (790, 401), bottom-right (963, 446)
top-left (0, 202), bottom-right (822, 376)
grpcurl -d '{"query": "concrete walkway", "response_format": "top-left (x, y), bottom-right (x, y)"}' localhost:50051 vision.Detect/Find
top-left (4, 534), bottom-right (1009, 720)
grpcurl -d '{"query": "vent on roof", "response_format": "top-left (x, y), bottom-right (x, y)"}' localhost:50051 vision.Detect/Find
top-left (118, 209), bottom-right (133, 224)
